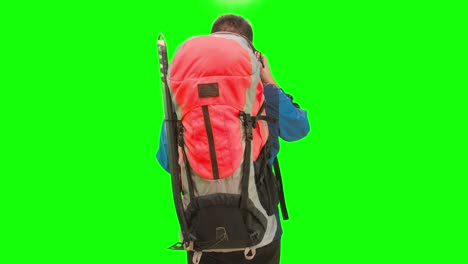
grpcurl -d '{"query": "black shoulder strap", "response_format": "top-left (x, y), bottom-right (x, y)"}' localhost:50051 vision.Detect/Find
top-left (255, 102), bottom-right (285, 219)
top-left (273, 157), bottom-right (289, 220)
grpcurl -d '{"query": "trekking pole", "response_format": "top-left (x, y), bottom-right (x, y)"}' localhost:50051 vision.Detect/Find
top-left (157, 33), bottom-right (192, 249)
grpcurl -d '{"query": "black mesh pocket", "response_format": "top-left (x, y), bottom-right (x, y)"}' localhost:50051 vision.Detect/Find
top-left (185, 194), bottom-right (267, 251)
top-left (254, 140), bottom-right (280, 216)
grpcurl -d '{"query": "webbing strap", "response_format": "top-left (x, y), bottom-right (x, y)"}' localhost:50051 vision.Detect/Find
top-left (240, 112), bottom-right (253, 209)
top-left (252, 101), bottom-right (278, 128)
top-left (202, 106), bottom-right (220, 180)
top-left (273, 157), bottom-right (289, 220)
top-left (255, 115), bottom-right (278, 124)
top-left (177, 121), bottom-right (195, 201)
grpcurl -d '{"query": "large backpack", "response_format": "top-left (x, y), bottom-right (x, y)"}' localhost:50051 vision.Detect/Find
top-left (161, 32), bottom-right (280, 262)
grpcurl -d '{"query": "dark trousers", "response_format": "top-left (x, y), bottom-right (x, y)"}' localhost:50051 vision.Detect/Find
top-left (187, 239), bottom-right (281, 264)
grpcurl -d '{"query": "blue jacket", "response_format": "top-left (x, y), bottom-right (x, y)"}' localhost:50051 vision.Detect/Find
top-left (156, 83), bottom-right (310, 240)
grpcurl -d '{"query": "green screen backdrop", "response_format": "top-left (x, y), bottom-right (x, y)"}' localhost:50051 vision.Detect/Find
top-left (2, 0), bottom-right (466, 263)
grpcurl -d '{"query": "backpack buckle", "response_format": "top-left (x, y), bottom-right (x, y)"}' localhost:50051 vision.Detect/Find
top-left (239, 112), bottom-right (254, 140)
top-left (177, 120), bottom-right (184, 146)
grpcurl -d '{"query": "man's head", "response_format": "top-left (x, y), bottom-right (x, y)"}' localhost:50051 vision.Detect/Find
top-left (211, 14), bottom-right (253, 42)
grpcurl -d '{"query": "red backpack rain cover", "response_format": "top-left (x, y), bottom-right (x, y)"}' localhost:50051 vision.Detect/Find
top-left (168, 33), bottom-right (268, 180)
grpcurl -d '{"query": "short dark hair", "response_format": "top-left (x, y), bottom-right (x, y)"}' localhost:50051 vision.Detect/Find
top-left (211, 14), bottom-right (253, 42)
